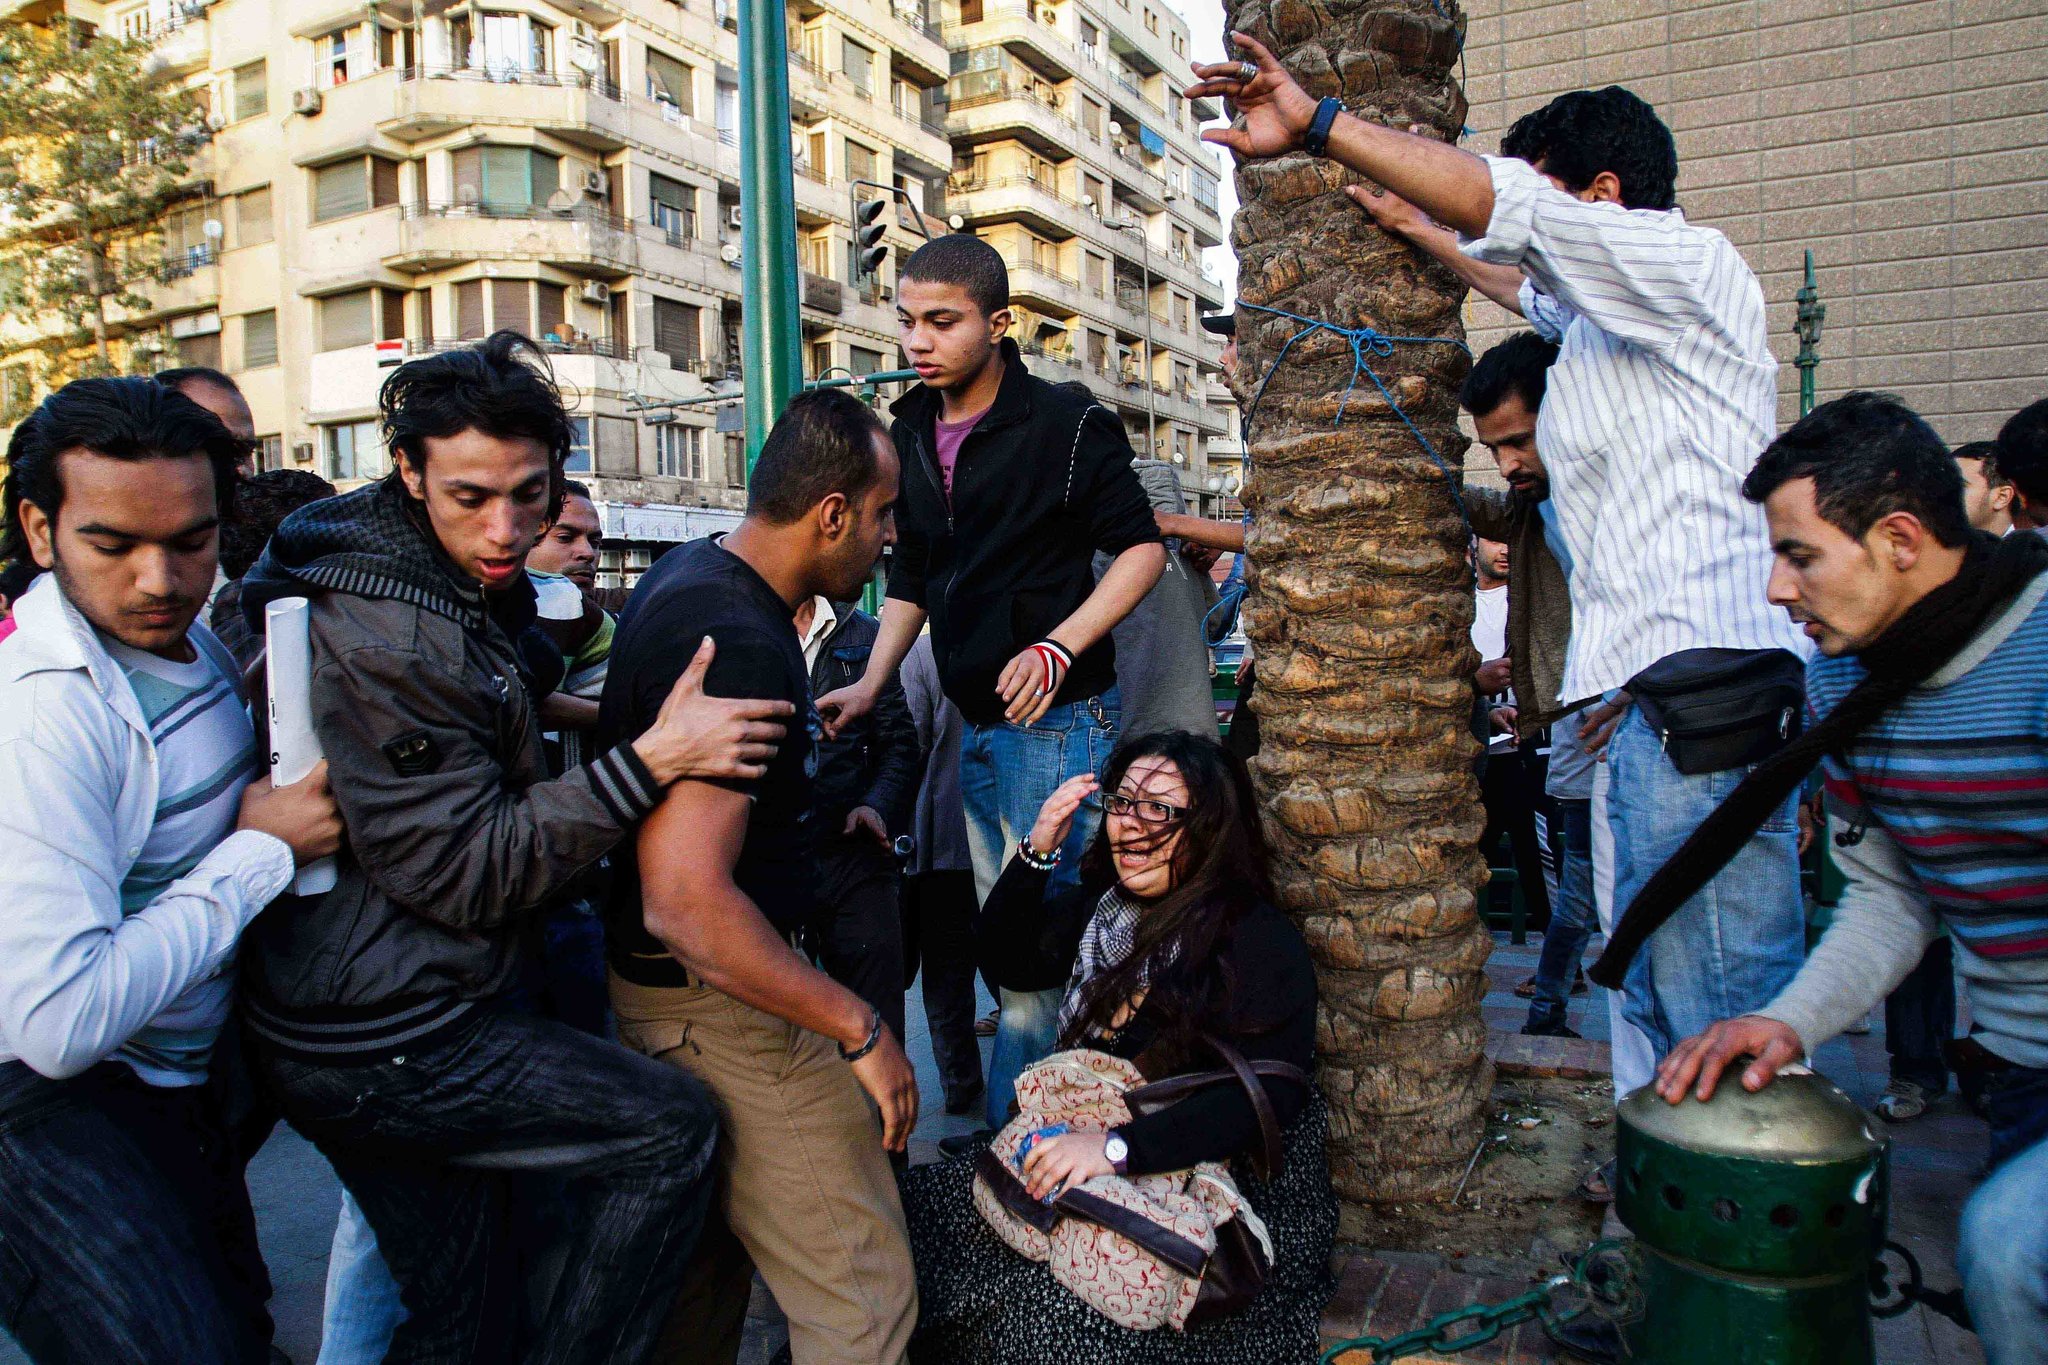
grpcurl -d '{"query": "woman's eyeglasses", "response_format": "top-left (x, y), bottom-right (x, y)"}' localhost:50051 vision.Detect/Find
top-left (1095, 792), bottom-right (1189, 826)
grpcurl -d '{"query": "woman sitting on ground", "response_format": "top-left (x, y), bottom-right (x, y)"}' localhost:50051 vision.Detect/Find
top-left (900, 730), bottom-right (1335, 1363)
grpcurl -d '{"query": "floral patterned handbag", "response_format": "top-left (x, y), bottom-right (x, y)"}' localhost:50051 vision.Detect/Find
top-left (970, 1039), bottom-right (1308, 1331)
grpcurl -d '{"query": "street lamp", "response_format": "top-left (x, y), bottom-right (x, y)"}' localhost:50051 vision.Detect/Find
top-left (1101, 216), bottom-right (1156, 461)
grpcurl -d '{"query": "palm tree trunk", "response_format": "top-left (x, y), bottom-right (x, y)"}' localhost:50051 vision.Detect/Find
top-left (1222, 1), bottom-right (1489, 1218)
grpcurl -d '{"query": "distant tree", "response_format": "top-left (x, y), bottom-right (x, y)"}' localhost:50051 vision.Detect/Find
top-left (0, 20), bottom-right (209, 381)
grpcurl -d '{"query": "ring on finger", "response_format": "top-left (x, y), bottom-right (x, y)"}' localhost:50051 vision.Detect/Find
top-left (1235, 59), bottom-right (1257, 83)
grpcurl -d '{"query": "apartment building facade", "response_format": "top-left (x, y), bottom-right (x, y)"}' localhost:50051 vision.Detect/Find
top-left (1458, 0), bottom-right (2046, 447)
top-left (0, 0), bottom-right (1234, 579)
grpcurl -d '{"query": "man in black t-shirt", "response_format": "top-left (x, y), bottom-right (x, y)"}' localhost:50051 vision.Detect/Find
top-left (597, 389), bottom-right (919, 1363)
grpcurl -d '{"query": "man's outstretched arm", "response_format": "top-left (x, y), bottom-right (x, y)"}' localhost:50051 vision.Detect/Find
top-left (637, 783), bottom-right (920, 1150)
top-left (816, 595), bottom-right (926, 739)
top-left (1189, 32), bottom-right (1496, 237)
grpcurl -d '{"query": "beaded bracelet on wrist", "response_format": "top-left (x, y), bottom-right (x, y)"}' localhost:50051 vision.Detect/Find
top-left (839, 1005), bottom-right (884, 1063)
top-left (1017, 838), bottom-right (1061, 872)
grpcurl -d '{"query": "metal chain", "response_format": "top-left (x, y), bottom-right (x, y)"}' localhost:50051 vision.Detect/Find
top-left (1320, 1241), bottom-right (1634, 1365)
top-left (1870, 1240), bottom-right (1975, 1333)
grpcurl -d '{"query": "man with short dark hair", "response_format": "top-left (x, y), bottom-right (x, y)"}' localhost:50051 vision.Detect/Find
top-left (1956, 440), bottom-right (2016, 537)
top-left (530, 476), bottom-right (605, 592)
top-left (157, 366), bottom-right (256, 468)
top-left (1995, 397), bottom-right (2048, 532)
top-left (1197, 45), bottom-right (1809, 1077)
top-left (816, 233), bottom-right (1166, 1128)
top-left (1651, 391), bottom-right (2048, 1365)
top-left (209, 469), bottom-right (336, 668)
top-left (237, 331), bottom-right (795, 1362)
top-left (0, 376), bottom-right (342, 1363)
top-left (602, 387), bottom-right (920, 1364)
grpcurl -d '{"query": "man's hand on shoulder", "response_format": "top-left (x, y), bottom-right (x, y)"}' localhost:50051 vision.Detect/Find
top-left (633, 637), bottom-right (793, 785)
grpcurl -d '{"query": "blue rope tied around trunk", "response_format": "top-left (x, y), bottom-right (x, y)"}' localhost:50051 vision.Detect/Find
top-left (1205, 301), bottom-right (1473, 641)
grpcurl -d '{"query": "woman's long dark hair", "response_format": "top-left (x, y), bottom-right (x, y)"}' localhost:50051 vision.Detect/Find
top-left (1057, 730), bottom-right (1275, 1067)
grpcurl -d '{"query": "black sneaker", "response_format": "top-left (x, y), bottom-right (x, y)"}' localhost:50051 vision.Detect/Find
top-left (1522, 1022), bottom-right (1583, 1039)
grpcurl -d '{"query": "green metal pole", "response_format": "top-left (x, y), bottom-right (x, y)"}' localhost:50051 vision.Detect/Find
top-left (738, 0), bottom-right (802, 471)
top-left (1795, 249), bottom-right (1825, 420)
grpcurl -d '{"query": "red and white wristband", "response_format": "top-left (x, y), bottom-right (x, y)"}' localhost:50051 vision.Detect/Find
top-left (1028, 640), bottom-right (1073, 698)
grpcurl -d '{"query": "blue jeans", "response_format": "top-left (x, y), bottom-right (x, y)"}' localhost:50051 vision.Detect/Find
top-left (316, 1191), bottom-right (405, 1365)
top-left (0, 1060), bottom-right (273, 1364)
top-left (1606, 706), bottom-right (1805, 1061)
top-left (962, 687), bottom-right (1121, 1128)
top-left (255, 1006), bottom-right (717, 1365)
top-left (1526, 799), bottom-right (1596, 1034)
top-left (1958, 1065), bottom-right (2048, 1364)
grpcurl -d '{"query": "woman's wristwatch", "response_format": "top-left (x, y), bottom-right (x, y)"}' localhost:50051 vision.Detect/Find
top-left (1104, 1129), bottom-right (1130, 1175)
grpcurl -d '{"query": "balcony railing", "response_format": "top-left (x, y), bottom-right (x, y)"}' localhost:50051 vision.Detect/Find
top-left (407, 334), bottom-right (627, 359)
top-left (946, 174), bottom-right (1077, 209)
top-left (397, 64), bottom-right (623, 101)
top-left (890, 5), bottom-right (945, 43)
top-left (401, 200), bottom-right (632, 232)
top-left (125, 242), bottom-right (218, 284)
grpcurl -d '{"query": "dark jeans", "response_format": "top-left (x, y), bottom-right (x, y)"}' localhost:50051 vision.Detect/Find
top-left (904, 869), bottom-right (985, 1107)
top-left (1480, 745), bottom-right (1553, 929)
top-left (0, 1060), bottom-right (272, 1365)
top-left (813, 840), bottom-right (907, 1049)
top-left (254, 1005), bottom-right (718, 1365)
top-left (1526, 798), bottom-right (1596, 1034)
top-left (1885, 936), bottom-right (1954, 1094)
top-left (519, 896), bottom-right (614, 1040)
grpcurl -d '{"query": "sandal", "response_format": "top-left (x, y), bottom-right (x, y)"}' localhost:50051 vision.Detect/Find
top-left (1577, 1157), bottom-right (1616, 1205)
top-left (1513, 976), bottom-right (1539, 998)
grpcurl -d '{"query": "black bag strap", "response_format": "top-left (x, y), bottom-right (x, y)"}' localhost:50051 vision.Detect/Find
top-left (1123, 1034), bottom-right (1308, 1180)
top-left (975, 1144), bottom-right (1213, 1278)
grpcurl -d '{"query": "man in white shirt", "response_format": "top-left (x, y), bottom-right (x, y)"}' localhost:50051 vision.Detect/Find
top-left (1189, 43), bottom-right (1809, 1079)
top-left (0, 377), bottom-right (340, 1362)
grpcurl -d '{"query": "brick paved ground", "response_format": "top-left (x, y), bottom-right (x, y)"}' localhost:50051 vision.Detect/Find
top-left (0, 935), bottom-right (1994, 1363)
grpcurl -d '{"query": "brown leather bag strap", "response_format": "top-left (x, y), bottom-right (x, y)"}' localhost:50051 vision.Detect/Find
top-left (1120, 1035), bottom-right (1307, 1180)
top-left (1205, 1033), bottom-right (1286, 1179)
top-left (1123, 1060), bottom-right (1309, 1113)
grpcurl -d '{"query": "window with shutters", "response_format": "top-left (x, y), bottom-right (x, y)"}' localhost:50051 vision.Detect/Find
top-left (380, 289), bottom-right (405, 341)
top-left (455, 279), bottom-right (486, 340)
top-left (232, 61), bottom-right (267, 122)
top-left (536, 283), bottom-right (566, 341)
top-left (1079, 19), bottom-right (1099, 54)
top-left (325, 420), bottom-right (382, 481)
top-left (1082, 173), bottom-right (1105, 212)
top-left (457, 12), bottom-right (551, 74)
top-left (1191, 166), bottom-right (1219, 212)
top-left (320, 290), bottom-right (375, 350)
top-left (1081, 97), bottom-right (1104, 142)
top-left (312, 161), bottom-right (368, 222)
top-left (236, 186), bottom-right (273, 246)
top-left (242, 310), bottom-right (279, 367)
top-left (850, 346), bottom-right (883, 376)
top-left (372, 157), bottom-right (401, 209)
top-left (653, 299), bottom-right (702, 368)
top-left (960, 0), bottom-right (982, 22)
top-left (845, 140), bottom-right (876, 185)
top-left (645, 48), bottom-right (692, 114)
top-left (649, 173), bottom-right (694, 239)
top-left (1085, 328), bottom-right (1107, 369)
top-left (451, 147), bottom-right (555, 210)
top-left (840, 38), bottom-right (873, 97)
top-left (656, 424), bottom-right (704, 480)
top-left (491, 280), bottom-right (530, 336)
top-left (176, 331), bottom-right (221, 369)
top-left (1083, 252), bottom-right (1105, 297)
top-left (256, 435), bottom-right (283, 474)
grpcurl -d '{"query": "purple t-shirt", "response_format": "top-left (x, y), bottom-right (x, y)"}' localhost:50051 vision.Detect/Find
top-left (933, 410), bottom-right (985, 503)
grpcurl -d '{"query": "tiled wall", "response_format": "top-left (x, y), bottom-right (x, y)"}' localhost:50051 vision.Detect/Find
top-left (1455, 0), bottom-right (2045, 456)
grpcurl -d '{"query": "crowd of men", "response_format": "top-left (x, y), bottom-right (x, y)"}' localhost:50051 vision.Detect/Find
top-left (0, 35), bottom-right (2045, 1365)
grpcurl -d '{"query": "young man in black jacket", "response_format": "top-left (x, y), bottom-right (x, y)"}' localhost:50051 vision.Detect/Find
top-left (816, 234), bottom-right (1166, 1129)
top-left (238, 333), bottom-right (795, 1363)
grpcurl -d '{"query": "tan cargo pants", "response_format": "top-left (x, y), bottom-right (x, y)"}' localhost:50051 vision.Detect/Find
top-left (611, 974), bottom-right (916, 1365)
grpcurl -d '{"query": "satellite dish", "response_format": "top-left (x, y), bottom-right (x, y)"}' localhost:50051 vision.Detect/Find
top-left (1108, 121), bottom-right (1123, 137)
top-left (202, 218), bottom-right (225, 240)
top-left (719, 242), bottom-right (741, 265)
top-left (947, 214), bottom-right (964, 230)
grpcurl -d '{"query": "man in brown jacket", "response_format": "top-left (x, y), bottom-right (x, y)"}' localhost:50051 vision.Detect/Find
top-left (237, 333), bottom-right (795, 1363)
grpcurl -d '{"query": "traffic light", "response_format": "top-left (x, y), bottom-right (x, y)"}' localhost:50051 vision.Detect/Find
top-left (853, 193), bottom-right (890, 282)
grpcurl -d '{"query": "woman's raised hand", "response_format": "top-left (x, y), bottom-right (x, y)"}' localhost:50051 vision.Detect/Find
top-left (1028, 774), bottom-right (1099, 861)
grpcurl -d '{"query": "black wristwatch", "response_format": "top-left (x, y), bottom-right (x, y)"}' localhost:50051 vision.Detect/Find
top-left (1302, 96), bottom-right (1342, 158)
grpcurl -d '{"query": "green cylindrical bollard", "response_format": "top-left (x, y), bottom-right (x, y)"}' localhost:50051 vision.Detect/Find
top-left (1615, 1072), bottom-right (1889, 1363)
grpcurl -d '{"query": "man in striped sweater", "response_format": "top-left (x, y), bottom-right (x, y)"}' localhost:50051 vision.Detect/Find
top-left (1660, 393), bottom-right (2048, 1364)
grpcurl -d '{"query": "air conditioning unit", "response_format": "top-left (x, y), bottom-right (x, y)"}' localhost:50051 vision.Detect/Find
top-left (727, 204), bottom-right (744, 230)
top-left (581, 167), bottom-right (610, 196)
top-left (580, 281), bottom-right (612, 304)
top-left (292, 441), bottom-right (315, 466)
top-left (1037, 5), bottom-right (1057, 22)
top-left (291, 87), bottom-right (323, 116)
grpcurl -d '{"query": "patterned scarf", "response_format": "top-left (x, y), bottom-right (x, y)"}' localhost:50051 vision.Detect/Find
top-left (1056, 885), bottom-right (1148, 1041)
